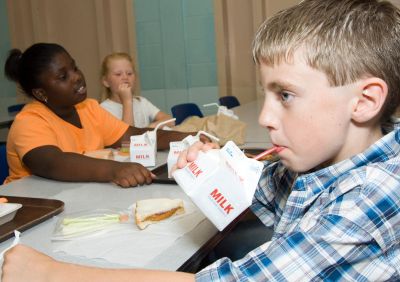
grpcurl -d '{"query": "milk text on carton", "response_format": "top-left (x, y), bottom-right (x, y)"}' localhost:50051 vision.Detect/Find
top-left (133, 143), bottom-right (149, 147)
top-left (135, 154), bottom-right (150, 159)
top-left (209, 188), bottom-right (234, 214)
top-left (188, 162), bottom-right (203, 178)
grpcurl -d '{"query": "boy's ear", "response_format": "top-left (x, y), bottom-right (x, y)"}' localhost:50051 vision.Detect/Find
top-left (351, 78), bottom-right (388, 123)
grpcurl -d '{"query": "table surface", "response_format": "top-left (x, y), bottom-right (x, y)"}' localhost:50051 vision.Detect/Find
top-left (0, 99), bottom-right (270, 272)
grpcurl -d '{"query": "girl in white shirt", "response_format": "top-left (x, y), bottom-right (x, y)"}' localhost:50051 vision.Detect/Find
top-left (100, 52), bottom-right (174, 128)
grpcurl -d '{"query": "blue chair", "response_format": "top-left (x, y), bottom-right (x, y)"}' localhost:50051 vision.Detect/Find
top-left (6, 103), bottom-right (25, 128)
top-left (219, 96), bottom-right (240, 109)
top-left (8, 103), bottom-right (25, 114)
top-left (0, 142), bottom-right (8, 184)
top-left (171, 103), bottom-right (204, 125)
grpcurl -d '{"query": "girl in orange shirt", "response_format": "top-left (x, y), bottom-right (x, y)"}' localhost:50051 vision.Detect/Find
top-left (4, 43), bottom-right (190, 187)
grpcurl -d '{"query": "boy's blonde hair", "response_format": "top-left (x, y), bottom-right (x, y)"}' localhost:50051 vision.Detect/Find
top-left (253, 0), bottom-right (400, 122)
top-left (100, 52), bottom-right (137, 99)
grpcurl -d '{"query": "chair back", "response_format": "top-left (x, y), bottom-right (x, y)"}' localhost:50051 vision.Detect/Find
top-left (6, 103), bottom-right (26, 128)
top-left (218, 96), bottom-right (240, 109)
top-left (0, 142), bottom-right (8, 184)
top-left (171, 103), bottom-right (204, 125)
top-left (8, 103), bottom-right (25, 114)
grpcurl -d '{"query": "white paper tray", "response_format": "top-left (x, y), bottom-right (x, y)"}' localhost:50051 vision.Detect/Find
top-left (0, 203), bottom-right (23, 225)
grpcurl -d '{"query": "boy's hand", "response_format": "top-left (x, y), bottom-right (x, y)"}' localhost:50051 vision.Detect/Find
top-left (2, 244), bottom-right (55, 282)
top-left (111, 162), bottom-right (154, 188)
top-left (198, 133), bottom-right (212, 143)
top-left (175, 141), bottom-right (220, 170)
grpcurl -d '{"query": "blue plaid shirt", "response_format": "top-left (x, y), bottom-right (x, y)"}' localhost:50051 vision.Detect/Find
top-left (196, 124), bottom-right (400, 281)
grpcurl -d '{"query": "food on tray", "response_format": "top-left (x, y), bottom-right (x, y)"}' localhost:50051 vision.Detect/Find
top-left (117, 141), bottom-right (130, 156)
top-left (135, 198), bottom-right (185, 230)
top-left (117, 150), bottom-right (130, 157)
top-left (57, 212), bottom-right (129, 238)
top-left (61, 213), bottom-right (128, 226)
top-left (0, 197), bottom-right (8, 203)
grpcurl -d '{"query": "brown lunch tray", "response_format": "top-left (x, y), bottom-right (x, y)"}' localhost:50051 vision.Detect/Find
top-left (0, 195), bottom-right (64, 243)
top-left (151, 164), bottom-right (176, 184)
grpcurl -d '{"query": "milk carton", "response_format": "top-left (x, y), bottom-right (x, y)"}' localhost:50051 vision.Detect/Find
top-left (130, 131), bottom-right (157, 167)
top-left (167, 131), bottom-right (219, 178)
top-left (173, 141), bottom-right (263, 231)
top-left (203, 103), bottom-right (238, 120)
top-left (130, 118), bottom-right (175, 167)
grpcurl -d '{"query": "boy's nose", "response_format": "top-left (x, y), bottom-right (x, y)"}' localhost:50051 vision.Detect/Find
top-left (258, 102), bottom-right (277, 130)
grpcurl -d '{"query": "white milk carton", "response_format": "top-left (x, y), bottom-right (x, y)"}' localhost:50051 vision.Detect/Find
top-left (167, 131), bottom-right (220, 178)
top-left (130, 118), bottom-right (175, 167)
top-left (130, 131), bottom-right (156, 167)
top-left (173, 141), bottom-right (263, 231)
top-left (203, 103), bottom-right (238, 120)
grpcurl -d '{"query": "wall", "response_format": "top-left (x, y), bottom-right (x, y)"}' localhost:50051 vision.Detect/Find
top-left (0, 0), bottom-right (17, 109)
top-left (214, 0), bottom-right (299, 104)
top-left (0, 0), bottom-right (16, 141)
top-left (6, 0), bottom-right (137, 103)
top-left (134, 0), bottom-right (218, 115)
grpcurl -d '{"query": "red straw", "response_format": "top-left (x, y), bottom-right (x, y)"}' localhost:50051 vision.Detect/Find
top-left (252, 146), bottom-right (282, 160)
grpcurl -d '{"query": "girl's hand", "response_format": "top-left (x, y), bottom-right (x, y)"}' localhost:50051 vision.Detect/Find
top-left (116, 83), bottom-right (132, 104)
top-left (111, 162), bottom-right (154, 188)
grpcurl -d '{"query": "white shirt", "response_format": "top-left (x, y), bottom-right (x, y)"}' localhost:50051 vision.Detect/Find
top-left (100, 97), bottom-right (160, 128)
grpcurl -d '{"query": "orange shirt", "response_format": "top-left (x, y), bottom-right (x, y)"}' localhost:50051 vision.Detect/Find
top-left (5, 99), bottom-right (129, 183)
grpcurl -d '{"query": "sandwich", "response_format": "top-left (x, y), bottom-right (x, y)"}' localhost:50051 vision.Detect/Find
top-left (135, 198), bottom-right (185, 230)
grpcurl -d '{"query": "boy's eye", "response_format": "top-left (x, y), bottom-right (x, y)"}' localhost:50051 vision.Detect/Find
top-left (279, 91), bottom-right (294, 103)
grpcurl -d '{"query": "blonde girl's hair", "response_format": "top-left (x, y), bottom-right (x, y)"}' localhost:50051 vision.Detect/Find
top-left (252, 0), bottom-right (400, 122)
top-left (100, 52), bottom-right (139, 100)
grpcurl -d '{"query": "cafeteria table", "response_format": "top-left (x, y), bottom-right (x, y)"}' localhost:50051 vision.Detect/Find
top-left (0, 98), bottom-right (271, 273)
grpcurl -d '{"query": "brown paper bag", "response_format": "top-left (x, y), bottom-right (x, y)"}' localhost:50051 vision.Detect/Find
top-left (173, 115), bottom-right (247, 145)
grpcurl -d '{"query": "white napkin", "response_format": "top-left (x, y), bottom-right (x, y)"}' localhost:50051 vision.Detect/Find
top-left (52, 201), bottom-right (206, 267)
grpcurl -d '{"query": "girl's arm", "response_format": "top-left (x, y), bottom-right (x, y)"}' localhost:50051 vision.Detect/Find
top-left (118, 84), bottom-right (135, 126)
top-left (22, 145), bottom-right (153, 187)
top-left (148, 111), bottom-right (175, 128)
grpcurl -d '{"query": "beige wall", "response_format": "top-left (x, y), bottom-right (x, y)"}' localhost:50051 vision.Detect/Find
top-left (6, 0), bottom-right (138, 101)
top-left (213, 0), bottom-right (299, 104)
top-left (8, 0), bottom-right (399, 107)
top-left (7, 0), bottom-right (299, 105)
top-left (391, 0), bottom-right (400, 7)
